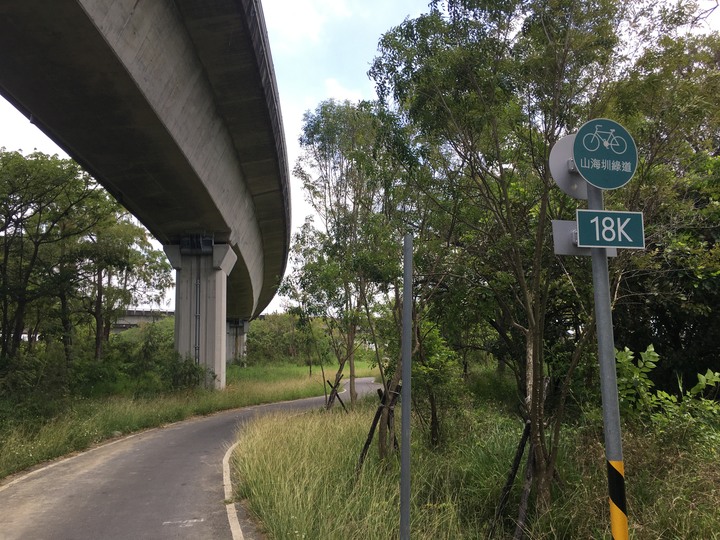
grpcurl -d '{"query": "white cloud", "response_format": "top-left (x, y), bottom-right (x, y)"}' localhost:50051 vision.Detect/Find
top-left (262, 0), bottom-right (352, 52)
top-left (323, 77), bottom-right (367, 103)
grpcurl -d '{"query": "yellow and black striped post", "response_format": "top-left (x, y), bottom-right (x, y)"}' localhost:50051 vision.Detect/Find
top-left (607, 460), bottom-right (628, 539)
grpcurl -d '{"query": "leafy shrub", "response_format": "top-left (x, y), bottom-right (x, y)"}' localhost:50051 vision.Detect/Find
top-left (413, 321), bottom-right (466, 446)
top-left (104, 318), bottom-right (206, 396)
top-left (70, 354), bottom-right (125, 397)
top-left (246, 313), bottom-right (332, 366)
top-left (616, 344), bottom-right (660, 414)
top-left (615, 344), bottom-right (720, 450)
top-left (0, 339), bottom-right (87, 421)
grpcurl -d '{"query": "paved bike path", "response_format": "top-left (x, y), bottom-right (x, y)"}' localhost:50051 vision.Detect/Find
top-left (0, 378), bottom-right (379, 539)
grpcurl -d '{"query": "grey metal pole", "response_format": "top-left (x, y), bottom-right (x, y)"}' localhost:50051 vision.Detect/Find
top-left (400, 233), bottom-right (412, 540)
top-left (587, 185), bottom-right (628, 538)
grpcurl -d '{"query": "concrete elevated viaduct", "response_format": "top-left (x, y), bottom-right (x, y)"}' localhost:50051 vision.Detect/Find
top-left (0, 0), bottom-right (290, 387)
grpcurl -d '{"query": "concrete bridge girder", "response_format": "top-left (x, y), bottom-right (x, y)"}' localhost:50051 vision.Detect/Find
top-left (0, 0), bottom-right (291, 388)
top-left (81, 0), bottom-right (269, 317)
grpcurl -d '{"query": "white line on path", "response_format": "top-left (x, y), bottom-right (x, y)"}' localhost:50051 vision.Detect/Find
top-left (220, 378), bottom-right (375, 539)
top-left (223, 441), bottom-right (245, 540)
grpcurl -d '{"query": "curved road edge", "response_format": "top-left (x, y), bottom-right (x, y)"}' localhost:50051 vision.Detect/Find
top-left (223, 442), bottom-right (245, 540)
top-left (0, 377), bottom-right (380, 540)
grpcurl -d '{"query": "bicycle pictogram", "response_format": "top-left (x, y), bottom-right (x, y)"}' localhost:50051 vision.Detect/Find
top-left (582, 124), bottom-right (628, 155)
top-left (573, 118), bottom-right (637, 190)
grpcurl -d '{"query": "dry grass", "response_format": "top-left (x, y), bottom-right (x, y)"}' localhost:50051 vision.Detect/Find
top-left (232, 403), bottom-right (480, 539)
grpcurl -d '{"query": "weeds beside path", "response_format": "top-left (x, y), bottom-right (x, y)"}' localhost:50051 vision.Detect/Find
top-left (231, 387), bottom-right (720, 539)
top-left (0, 363), bottom-right (375, 481)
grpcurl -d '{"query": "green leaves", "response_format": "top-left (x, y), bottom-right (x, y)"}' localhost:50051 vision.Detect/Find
top-left (616, 344), bottom-right (720, 429)
top-left (0, 149), bottom-right (172, 393)
top-left (689, 369), bottom-right (720, 399)
top-left (616, 345), bottom-right (657, 413)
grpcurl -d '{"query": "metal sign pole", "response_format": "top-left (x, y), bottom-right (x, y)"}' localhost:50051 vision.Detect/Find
top-left (552, 118), bottom-right (637, 538)
top-left (587, 185), bottom-right (629, 540)
top-left (400, 234), bottom-right (412, 540)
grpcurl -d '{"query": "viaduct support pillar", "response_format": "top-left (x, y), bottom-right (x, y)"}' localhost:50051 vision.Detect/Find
top-left (227, 319), bottom-right (250, 366)
top-left (164, 238), bottom-right (237, 389)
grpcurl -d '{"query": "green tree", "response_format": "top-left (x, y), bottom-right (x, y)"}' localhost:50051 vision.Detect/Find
top-left (609, 30), bottom-right (720, 389)
top-left (0, 151), bottom-right (105, 364)
top-left (76, 211), bottom-right (172, 360)
top-left (370, 0), bottom-right (623, 505)
top-left (0, 150), bottom-right (172, 400)
top-left (246, 312), bottom-right (320, 365)
top-left (291, 100), bottom-right (402, 407)
top-left (367, 0), bottom-right (720, 519)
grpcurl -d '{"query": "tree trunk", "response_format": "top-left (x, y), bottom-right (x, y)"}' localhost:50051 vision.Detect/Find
top-left (490, 421), bottom-right (531, 538)
top-left (525, 337), bottom-right (534, 415)
top-left (325, 361), bottom-right (347, 409)
top-left (0, 232), bottom-right (10, 361)
top-left (428, 388), bottom-right (440, 447)
top-left (513, 447), bottom-right (535, 540)
top-left (527, 325), bottom-right (553, 508)
top-left (360, 282), bottom-right (387, 389)
top-left (378, 358), bottom-right (402, 460)
top-left (348, 321), bottom-right (357, 405)
top-left (357, 388), bottom-right (388, 473)
top-left (59, 291), bottom-right (74, 367)
top-left (9, 295), bottom-right (28, 359)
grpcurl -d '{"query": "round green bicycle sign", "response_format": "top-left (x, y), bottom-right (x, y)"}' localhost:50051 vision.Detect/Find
top-left (573, 118), bottom-right (637, 190)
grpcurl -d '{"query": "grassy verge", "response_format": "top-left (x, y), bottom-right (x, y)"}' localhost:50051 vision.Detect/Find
top-left (0, 361), bottom-right (378, 481)
top-left (231, 359), bottom-right (378, 383)
top-left (232, 392), bottom-right (720, 538)
top-left (232, 399), bottom-right (516, 539)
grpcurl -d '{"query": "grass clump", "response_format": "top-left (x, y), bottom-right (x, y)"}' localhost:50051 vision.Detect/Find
top-left (520, 410), bottom-right (720, 539)
top-left (232, 399), bottom-right (523, 539)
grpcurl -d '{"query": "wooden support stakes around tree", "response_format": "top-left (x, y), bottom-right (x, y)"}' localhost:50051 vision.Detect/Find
top-left (326, 374), bottom-right (348, 413)
top-left (356, 386), bottom-right (402, 473)
top-left (488, 421), bottom-right (531, 539)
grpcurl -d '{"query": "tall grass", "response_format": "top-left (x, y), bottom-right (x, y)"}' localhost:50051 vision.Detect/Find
top-left (232, 400), bottom-right (524, 539)
top-left (232, 393), bottom-right (720, 539)
top-left (0, 362), bottom-right (377, 480)
top-left (526, 418), bottom-right (720, 539)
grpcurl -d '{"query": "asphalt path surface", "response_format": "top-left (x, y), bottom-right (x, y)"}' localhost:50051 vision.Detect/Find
top-left (0, 377), bottom-right (380, 540)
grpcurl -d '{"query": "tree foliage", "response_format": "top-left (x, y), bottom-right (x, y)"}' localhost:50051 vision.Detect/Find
top-left (609, 30), bottom-right (720, 388)
top-left (287, 100), bottom-right (405, 407)
top-left (246, 312), bottom-right (332, 368)
top-left (0, 150), bottom-right (172, 406)
top-left (284, 0), bottom-right (720, 523)
top-left (368, 0), bottom-right (631, 503)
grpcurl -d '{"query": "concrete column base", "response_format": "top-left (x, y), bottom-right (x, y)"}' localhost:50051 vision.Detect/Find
top-left (164, 243), bottom-right (237, 389)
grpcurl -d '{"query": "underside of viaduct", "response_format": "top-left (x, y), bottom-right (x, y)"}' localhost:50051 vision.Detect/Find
top-left (0, 0), bottom-right (291, 387)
